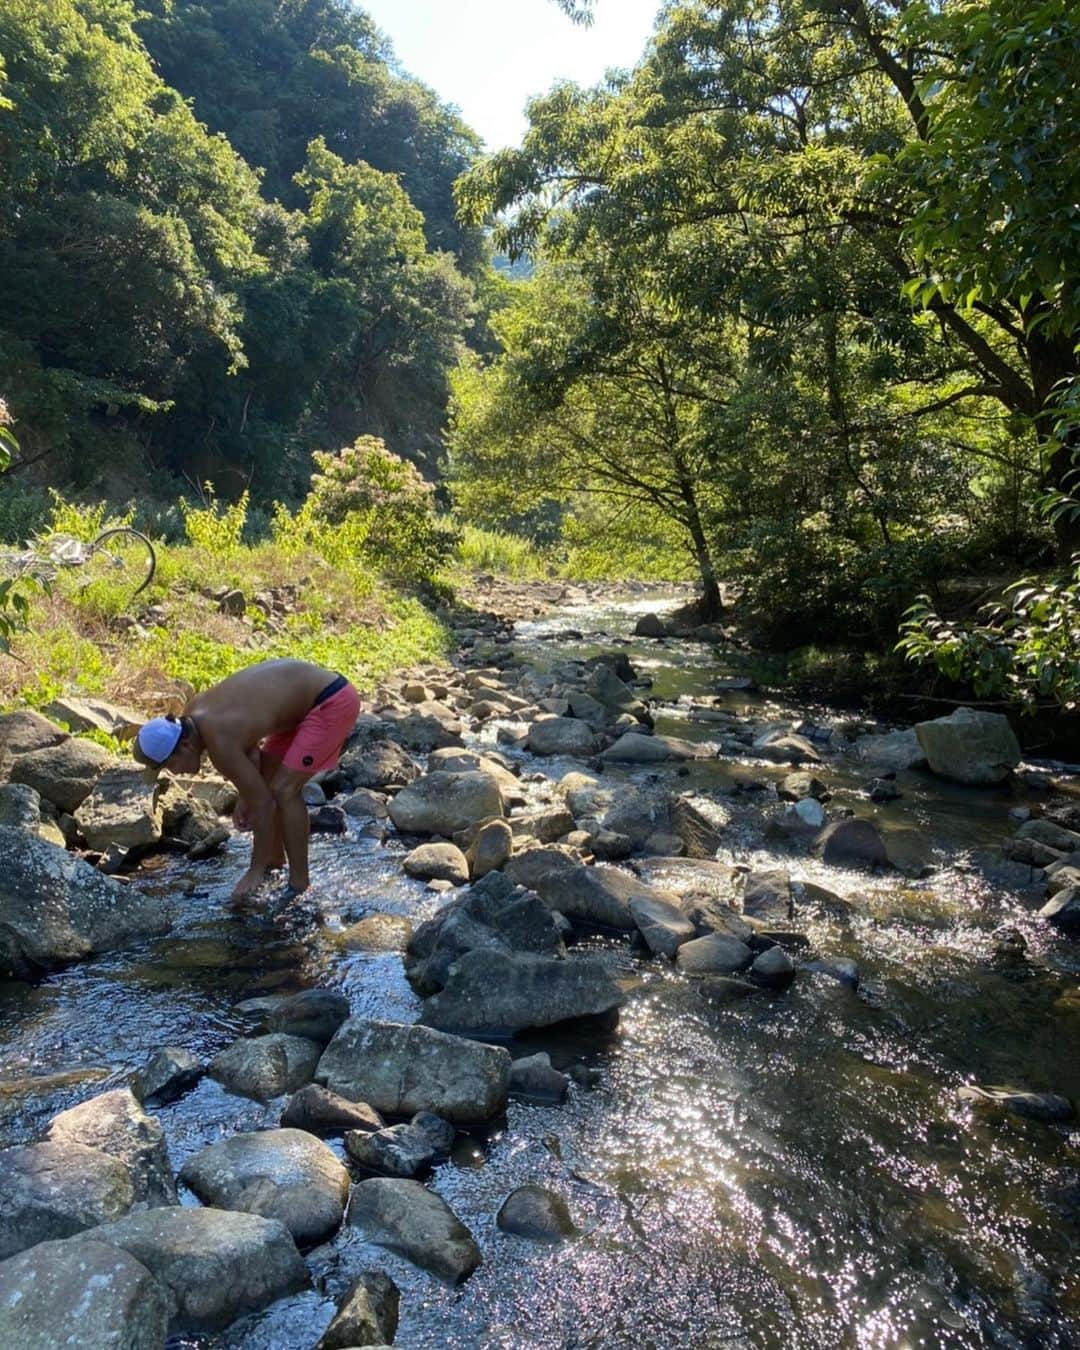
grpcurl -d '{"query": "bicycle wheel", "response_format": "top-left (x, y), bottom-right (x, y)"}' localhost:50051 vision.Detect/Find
top-left (81, 527), bottom-right (157, 602)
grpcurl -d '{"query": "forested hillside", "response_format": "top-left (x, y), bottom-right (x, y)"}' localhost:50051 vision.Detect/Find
top-left (0, 0), bottom-right (482, 512)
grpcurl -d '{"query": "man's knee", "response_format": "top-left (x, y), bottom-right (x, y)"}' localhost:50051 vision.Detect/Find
top-left (269, 768), bottom-right (307, 804)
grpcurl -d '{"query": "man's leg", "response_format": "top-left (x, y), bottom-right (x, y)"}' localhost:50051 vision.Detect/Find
top-left (258, 750), bottom-right (286, 869)
top-left (269, 763), bottom-right (312, 894)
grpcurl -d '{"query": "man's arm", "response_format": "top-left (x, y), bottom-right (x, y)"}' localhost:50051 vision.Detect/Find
top-left (208, 740), bottom-right (275, 838)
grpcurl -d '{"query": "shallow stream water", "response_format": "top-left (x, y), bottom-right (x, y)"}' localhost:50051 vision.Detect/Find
top-left (1, 591), bottom-right (1077, 1349)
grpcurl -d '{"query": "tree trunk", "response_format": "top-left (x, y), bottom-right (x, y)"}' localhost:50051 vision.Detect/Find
top-left (686, 505), bottom-right (723, 621)
top-left (1029, 329), bottom-right (1080, 562)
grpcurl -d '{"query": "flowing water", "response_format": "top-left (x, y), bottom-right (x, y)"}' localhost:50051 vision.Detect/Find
top-left (1, 591), bottom-right (1077, 1349)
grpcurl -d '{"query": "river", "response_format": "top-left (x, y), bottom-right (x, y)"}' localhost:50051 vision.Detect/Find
top-left (1, 589), bottom-right (1077, 1348)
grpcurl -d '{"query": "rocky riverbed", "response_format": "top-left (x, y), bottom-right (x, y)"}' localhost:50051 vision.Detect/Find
top-left (0, 582), bottom-right (1077, 1349)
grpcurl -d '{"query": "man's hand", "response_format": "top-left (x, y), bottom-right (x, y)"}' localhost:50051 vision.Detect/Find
top-left (232, 798), bottom-right (252, 831)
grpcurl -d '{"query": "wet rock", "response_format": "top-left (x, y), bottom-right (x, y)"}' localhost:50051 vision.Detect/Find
top-left (310, 803), bottom-right (347, 834)
top-left (1039, 887), bottom-right (1080, 935)
top-left (132, 1046), bottom-right (203, 1105)
top-left (345, 1122), bottom-right (436, 1178)
top-left (698, 976), bottom-right (762, 1003)
top-left (404, 841), bottom-right (469, 886)
top-left (411, 1110), bottom-right (456, 1157)
top-left (85, 1206), bottom-right (308, 1332)
top-left (511, 805), bottom-right (576, 844)
top-left (0, 782), bottom-right (66, 845)
top-left (675, 934), bottom-right (754, 976)
top-left (0, 1238), bottom-right (168, 1349)
top-left (302, 780), bottom-right (327, 806)
top-left (592, 828), bottom-right (633, 859)
top-left (528, 717), bottom-right (598, 757)
top-left (749, 945), bottom-right (796, 989)
top-left (680, 894), bottom-right (755, 942)
top-left (340, 739), bottom-right (421, 791)
top-left (804, 957), bottom-right (860, 988)
top-left (672, 796), bottom-right (727, 858)
top-left (630, 892), bottom-right (697, 957)
top-left (9, 737), bottom-right (113, 813)
top-left (510, 1052), bottom-right (570, 1102)
top-left (958, 1085), bottom-right (1074, 1123)
top-left (429, 747), bottom-right (524, 800)
top-left (46, 1087), bottom-right (176, 1206)
top-left (317, 1019), bottom-right (510, 1126)
top-left (0, 828), bottom-right (169, 978)
top-left (741, 869), bottom-right (793, 922)
top-left (778, 772), bottom-right (829, 802)
top-left (389, 771), bottom-right (504, 837)
top-left (209, 1033), bottom-right (323, 1101)
top-left (316, 1271), bottom-right (400, 1350)
top-left (601, 782), bottom-right (674, 850)
top-left (405, 872), bottom-right (565, 996)
top-left (347, 1178), bottom-right (481, 1284)
top-left (496, 1185), bottom-right (579, 1243)
top-left (814, 818), bottom-right (889, 869)
top-left (753, 732), bottom-right (820, 765)
top-left (179, 1128), bottom-right (350, 1246)
top-left (1016, 817), bottom-right (1080, 853)
top-left (267, 989), bottom-right (351, 1045)
top-left (915, 707), bottom-right (1021, 785)
top-left (281, 1083), bottom-right (384, 1135)
top-left (866, 777), bottom-right (901, 803)
top-left (505, 846), bottom-right (677, 931)
top-left (634, 612), bottom-right (668, 638)
top-left (559, 770), bottom-right (606, 819)
top-left (337, 914), bottom-right (412, 952)
top-left (854, 728), bottom-right (926, 773)
top-left (467, 818), bottom-right (514, 879)
top-left (0, 1140), bottom-right (134, 1259)
top-left (421, 949), bottom-right (624, 1036)
top-left (342, 787), bottom-right (390, 819)
top-left (601, 731), bottom-right (703, 763)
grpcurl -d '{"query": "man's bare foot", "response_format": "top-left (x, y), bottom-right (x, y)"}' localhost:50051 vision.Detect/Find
top-left (230, 867), bottom-right (269, 903)
top-left (285, 874), bottom-right (309, 897)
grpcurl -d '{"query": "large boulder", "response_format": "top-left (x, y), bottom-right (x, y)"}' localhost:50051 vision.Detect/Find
top-left (496, 1185), bottom-right (579, 1243)
top-left (74, 767), bottom-right (164, 850)
top-left (44, 696), bottom-right (142, 740)
top-left (347, 1178), bottom-right (481, 1285)
top-left (0, 828), bottom-right (170, 977)
top-left (0, 1238), bottom-right (169, 1350)
top-left (600, 783), bottom-right (675, 850)
top-left (854, 728), bottom-right (926, 773)
top-left (46, 1087), bottom-right (176, 1206)
top-left (813, 818), bottom-right (889, 869)
top-left (339, 738), bottom-right (420, 791)
top-left (675, 934), bottom-right (755, 976)
top-left (179, 1129), bottom-right (350, 1246)
top-left (584, 663), bottom-right (647, 718)
top-left (9, 737), bottom-right (114, 813)
top-left (428, 747), bottom-right (523, 800)
top-left (316, 1019), bottom-right (510, 1126)
top-left (0, 1140), bottom-right (134, 1259)
top-left (405, 872), bottom-right (565, 996)
top-left (0, 782), bottom-right (65, 845)
top-left (0, 709), bottom-right (68, 777)
top-left (1040, 887), bottom-right (1080, 934)
top-left (385, 702), bottom-right (465, 752)
top-left (601, 732), bottom-right (705, 764)
top-left (630, 893), bottom-right (697, 957)
top-left (209, 1033), bottom-right (323, 1101)
top-left (421, 949), bottom-right (624, 1036)
top-left (388, 771), bottom-right (504, 836)
top-left (85, 1206), bottom-right (308, 1332)
top-left (504, 847), bottom-right (680, 931)
top-left (915, 707), bottom-right (1021, 784)
top-left (528, 717), bottom-right (598, 757)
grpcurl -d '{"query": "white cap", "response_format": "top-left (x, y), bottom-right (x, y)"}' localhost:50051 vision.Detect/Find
top-left (136, 717), bottom-right (183, 767)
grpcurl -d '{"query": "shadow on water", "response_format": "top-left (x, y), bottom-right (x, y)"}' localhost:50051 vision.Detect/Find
top-left (1, 589), bottom-right (1077, 1348)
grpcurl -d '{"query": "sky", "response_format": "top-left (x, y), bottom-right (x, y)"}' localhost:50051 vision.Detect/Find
top-left (358, 0), bottom-right (663, 149)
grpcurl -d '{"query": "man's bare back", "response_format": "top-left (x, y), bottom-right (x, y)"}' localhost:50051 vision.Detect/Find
top-left (189, 660), bottom-right (339, 762)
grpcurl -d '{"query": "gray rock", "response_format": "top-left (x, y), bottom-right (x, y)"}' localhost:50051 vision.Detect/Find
top-left (0, 709), bottom-right (68, 773)
top-left (778, 772), bottom-right (829, 802)
top-left (672, 796), bottom-right (727, 859)
top-left (389, 771), bottom-right (504, 836)
top-left (317, 1019), bottom-right (510, 1126)
top-left (675, 934), bottom-right (754, 976)
top-left (528, 717), bottom-right (598, 757)
top-left (267, 989), bottom-right (350, 1045)
top-left (634, 612), bottom-right (668, 638)
top-left (337, 914), bottom-right (412, 952)
top-left (854, 728), bottom-right (926, 773)
top-left (209, 1033), bottom-right (323, 1101)
top-left (785, 797), bottom-right (826, 830)
top-left (410, 1109), bottom-right (456, 1156)
top-left (347, 1178), bottom-right (481, 1284)
top-left (0, 1238), bottom-right (169, 1350)
top-left (1039, 887), bottom-right (1080, 934)
top-left (179, 1128), bottom-right (350, 1246)
top-left (630, 892), bottom-right (697, 957)
top-left (866, 777), bottom-right (901, 803)
top-left (0, 827), bottom-right (169, 977)
top-left (680, 894), bottom-right (755, 942)
top-left (752, 732), bottom-right (820, 765)
top-left (496, 1185), bottom-right (579, 1243)
top-left (510, 1052), bottom-right (570, 1102)
top-left (85, 1206), bottom-right (308, 1332)
top-left (0, 1140), bottom-right (134, 1259)
top-left (340, 740), bottom-right (420, 791)
top-left (74, 768), bottom-right (164, 849)
top-left (814, 818), bottom-right (889, 868)
top-left (386, 702), bottom-right (465, 752)
top-left (429, 747), bottom-right (524, 800)
top-left (421, 949), bottom-right (624, 1036)
top-left (601, 731), bottom-right (703, 763)
top-left (750, 945), bottom-right (796, 989)
top-left (511, 804), bottom-right (576, 844)
top-left (405, 872), bottom-right (565, 996)
top-left (741, 869), bottom-right (793, 921)
top-left (46, 1087), bottom-right (176, 1206)
top-left (345, 1123), bottom-right (436, 1178)
top-left (467, 818), bottom-right (514, 879)
top-left (342, 787), bottom-right (390, 819)
top-left (592, 828), bottom-right (633, 859)
top-left (0, 782), bottom-right (65, 845)
top-left (697, 976), bottom-right (763, 1003)
top-left (132, 1046), bottom-right (203, 1105)
top-left (317, 1271), bottom-right (399, 1350)
top-left (505, 847), bottom-right (678, 931)
top-left (958, 1085), bottom-right (1074, 1123)
top-left (804, 957), bottom-right (860, 988)
top-left (281, 1083), bottom-right (384, 1135)
top-left (404, 841), bottom-right (470, 885)
top-left (915, 707), bottom-right (1021, 785)
top-left (159, 783), bottom-right (221, 847)
top-left (10, 737), bottom-right (114, 813)
top-left (601, 782), bottom-right (674, 849)
top-left (1017, 817), bottom-right (1080, 852)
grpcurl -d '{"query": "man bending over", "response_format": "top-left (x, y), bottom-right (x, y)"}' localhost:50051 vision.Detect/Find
top-left (134, 659), bottom-right (360, 902)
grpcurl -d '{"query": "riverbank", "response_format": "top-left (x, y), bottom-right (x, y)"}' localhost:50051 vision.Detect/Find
top-left (0, 580), bottom-right (1077, 1348)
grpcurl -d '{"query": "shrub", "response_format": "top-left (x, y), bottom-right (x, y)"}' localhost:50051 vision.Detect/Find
top-left (456, 524), bottom-right (547, 578)
top-left (180, 484), bottom-right (249, 557)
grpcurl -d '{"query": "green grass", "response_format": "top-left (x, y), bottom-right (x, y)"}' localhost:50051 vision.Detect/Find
top-left (454, 524), bottom-right (548, 579)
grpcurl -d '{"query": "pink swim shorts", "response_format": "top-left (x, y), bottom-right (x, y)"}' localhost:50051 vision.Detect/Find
top-left (261, 676), bottom-right (360, 776)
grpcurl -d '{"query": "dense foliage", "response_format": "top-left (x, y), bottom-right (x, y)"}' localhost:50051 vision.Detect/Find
top-left (451, 0), bottom-right (1079, 652)
top-left (0, 0), bottom-right (480, 505)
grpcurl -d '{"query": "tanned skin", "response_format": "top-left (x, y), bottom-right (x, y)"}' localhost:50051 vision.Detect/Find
top-left (157, 659), bottom-right (338, 901)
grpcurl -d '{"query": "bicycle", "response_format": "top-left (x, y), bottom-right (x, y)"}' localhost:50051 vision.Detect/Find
top-left (0, 526), bottom-right (157, 604)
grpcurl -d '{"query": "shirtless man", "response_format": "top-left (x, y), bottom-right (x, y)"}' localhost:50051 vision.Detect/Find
top-left (133, 659), bottom-right (360, 902)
